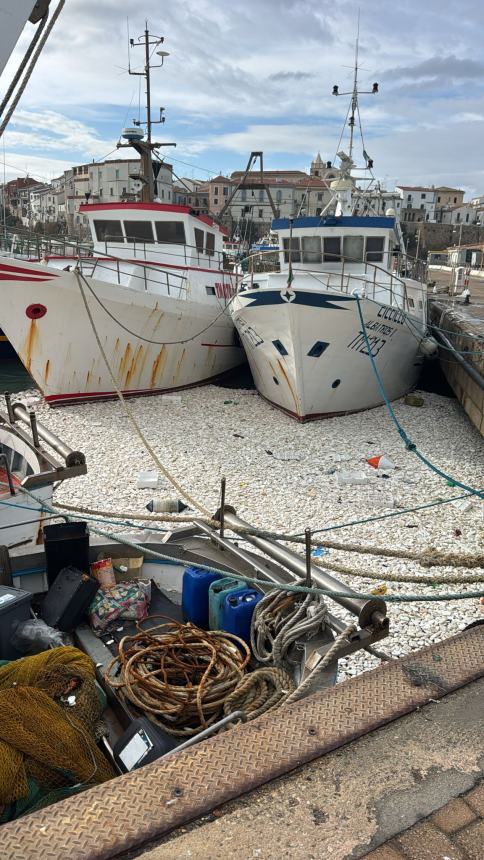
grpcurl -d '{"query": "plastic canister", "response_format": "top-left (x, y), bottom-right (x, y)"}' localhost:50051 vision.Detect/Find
top-left (182, 567), bottom-right (223, 629)
top-left (208, 578), bottom-right (247, 630)
top-left (221, 588), bottom-right (263, 646)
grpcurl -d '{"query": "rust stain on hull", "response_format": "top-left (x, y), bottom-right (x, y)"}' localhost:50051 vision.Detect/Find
top-left (150, 345), bottom-right (167, 387)
top-left (118, 342), bottom-right (133, 379)
top-left (44, 359), bottom-right (50, 384)
top-left (124, 344), bottom-right (145, 388)
top-left (173, 347), bottom-right (186, 383)
top-left (22, 319), bottom-right (38, 372)
top-left (277, 358), bottom-right (299, 412)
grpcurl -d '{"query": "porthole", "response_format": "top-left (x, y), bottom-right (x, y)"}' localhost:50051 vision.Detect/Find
top-left (331, 379), bottom-right (341, 388)
top-left (273, 376), bottom-right (280, 385)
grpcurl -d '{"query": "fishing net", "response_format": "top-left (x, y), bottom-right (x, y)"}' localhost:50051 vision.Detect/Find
top-left (0, 647), bottom-right (115, 821)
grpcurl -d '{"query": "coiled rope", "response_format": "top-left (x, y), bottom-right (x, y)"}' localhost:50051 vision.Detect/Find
top-left (104, 617), bottom-right (250, 737)
top-left (251, 591), bottom-right (328, 666)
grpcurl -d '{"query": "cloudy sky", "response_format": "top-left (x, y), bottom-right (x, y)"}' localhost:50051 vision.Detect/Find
top-left (2, 0), bottom-right (484, 197)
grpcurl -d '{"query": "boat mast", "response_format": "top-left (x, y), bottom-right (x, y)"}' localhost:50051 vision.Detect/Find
top-left (348, 18), bottom-right (360, 162)
top-left (117, 24), bottom-right (176, 202)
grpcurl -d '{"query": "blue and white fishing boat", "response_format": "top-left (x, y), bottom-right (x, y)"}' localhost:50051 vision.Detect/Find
top-left (230, 62), bottom-right (436, 420)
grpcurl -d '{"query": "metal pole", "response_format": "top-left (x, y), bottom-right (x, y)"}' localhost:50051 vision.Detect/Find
top-left (4, 392), bottom-right (15, 423)
top-left (145, 24), bottom-right (152, 146)
top-left (29, 410), bottom-right (40, 449)
top-left (216, 510), bottom-right (386, 628)
top-left (0, 453), bottom-right (15, 495)
top-left (305, 528), bottom-right (312, 587)
top-left (11, 402), bottom-right (85, 466)
top-left (220, 476), bottom-right (226, 539)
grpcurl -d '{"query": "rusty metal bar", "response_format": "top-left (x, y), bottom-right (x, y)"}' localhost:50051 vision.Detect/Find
top-left (0, 453), bottom-right (15, 495)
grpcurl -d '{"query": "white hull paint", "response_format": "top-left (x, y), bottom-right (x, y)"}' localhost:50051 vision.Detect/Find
top-left (232, 287), bottom-right (426, 420)
top-left (0, 426), bottom-right (51, 548)
top-left (0, 259), bottom-right (243, 405)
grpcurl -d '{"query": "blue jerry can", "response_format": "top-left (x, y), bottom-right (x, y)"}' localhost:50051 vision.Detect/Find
top-left (208, 578), bottom-right (247, 630)
top-left (182, 567), bottom-right (222, 628)
top-left (221, 588), bottom-right (263, 645)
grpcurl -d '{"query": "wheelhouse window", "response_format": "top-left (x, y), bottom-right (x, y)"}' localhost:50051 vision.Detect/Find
top-left (283, 237), bottom-right (301, 263)
top-left (205, 232), bottom-right (215, 256)
top-left (365, 236), bottom-right (385, 262)
top-left (301, 236), bottom-right (322, 264)
top-left (194, 228), bottom-right (204, 253)
top-left (123, 221), bottom-right (155, 243)
top-left (94, 220), bottom-right (124, 242)
top-left (323, 236), bottom-right (341, 262)
top-left (155, 221), bottom-right (186, 244)
top-left (343, 235), bottom-right (364, 262)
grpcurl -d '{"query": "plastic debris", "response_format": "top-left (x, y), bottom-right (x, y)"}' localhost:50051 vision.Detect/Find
top-left (370, 584), bottom-right (388, 596)
top-left (311, 547), bottom-right (329, 558)
top-left (367, 455), bottom-right (395, 470)
top-left (161, 395), bottom-right (182, 405)
top-left (452, 497), bottom-right (474, 513)
top-left (10, 619), bottom-right (64, 654)
top-left (137, 470), bottom-right (161, 490)
top-left (404, 393), bottom-right (424, 407)
top-left (337, 471), bottom-right (370, 486)
top-left (223, 400), bottom-right (233, 405)
top-left (146, 498), bottom-right (189, 513)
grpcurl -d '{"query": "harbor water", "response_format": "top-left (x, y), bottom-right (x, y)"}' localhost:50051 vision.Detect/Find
top-left (0, 356), bottom-right (36, 394)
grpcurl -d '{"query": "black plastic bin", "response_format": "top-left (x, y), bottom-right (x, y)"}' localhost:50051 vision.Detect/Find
top-left (43, 521), bottom-right (90, 587)
top-left (0, 584), bottom-right (32, 660)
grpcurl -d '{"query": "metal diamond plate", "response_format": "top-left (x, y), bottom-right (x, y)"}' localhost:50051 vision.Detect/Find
top-left (2, 626), bottom-right (483, 860)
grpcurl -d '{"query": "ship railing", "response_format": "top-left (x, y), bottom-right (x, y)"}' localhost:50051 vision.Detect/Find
top-left (77, 255), bottom-right (189, 299)
top-left (103, 236), bottom-right (226, 270)
top-left (236, 250), bottom-right (427, 314)
top-left (0, 229), bottom-right (93, 259)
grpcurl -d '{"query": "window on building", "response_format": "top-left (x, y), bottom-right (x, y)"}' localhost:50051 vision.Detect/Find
top-left (343, 235), bottom-right (364, 262)
top-left (283, 237), bottom-right (301, 263)
top-left (258, 208), bottom-right (263, 218)
top-left (155, 221), bottom-right (186, 244)
top-left (365, 236), bottom-right (385, 262)
top-left (110, 188), bottom-right (114, 196)
top-left (456, 213), bottom-right (461, 222)
top-left (161, 189), bottom-right (165, 199)
top-left (223, 187), bottom-right (228, 196)
top-left (93, 220), bottom-right (124, 242)
top-left (276, 190), bottom-right (282, 203)
top-left (466, 213), bottom-right (469, 222)
top-left (437, 196), bottom-right (441, 203)
top-left (421, 193), bottom-right (426, 199)
top-left (323, 236), bottom-right (341, 262)
top-left (122, 186), bottom-right (126, 194)
top-left (241, 189), bottom-right (247, 202)
top-left (259, 189), bottom-right (264, 202)
top-left (420, 204), bottom-right (424, 210)
top-left (115, 169), bottom-right (120, 179)
top-left (454, 197), bottom-right (457, 203)
top-left (407, 193), bottom-right (411, 200)
top-left (214, 186), bottom-right (218, 195)
top-left (317, 193), bottom-right (323, 201)
top-left (301, 235), bottom-right (322, 264)
top-left (194, 228), bottom-right (204, 253)
top-left (83, 166), bottom-right (88, 174)
top-left (123, 221), bottom-right (155, 243)
top-left (214, 198), bottom-right (218, 205)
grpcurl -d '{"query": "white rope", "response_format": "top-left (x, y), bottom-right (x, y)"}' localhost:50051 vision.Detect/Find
top-left (251, 590), bottom-right (328, 667)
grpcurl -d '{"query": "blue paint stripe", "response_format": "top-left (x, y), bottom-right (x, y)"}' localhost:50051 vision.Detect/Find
top-left (240, 290), bottom-right (355, 309)
top-left (272, 216), bottom-right (395, 230)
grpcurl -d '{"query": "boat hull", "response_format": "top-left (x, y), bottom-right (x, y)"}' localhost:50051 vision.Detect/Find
top-left (0, 259), bottom-right (244, 405)
top-left (231, 287), bottom-right (425, 420)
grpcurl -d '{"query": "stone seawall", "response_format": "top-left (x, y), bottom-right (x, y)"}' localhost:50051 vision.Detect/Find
top-left (429, 299), bottom-right (484, 436)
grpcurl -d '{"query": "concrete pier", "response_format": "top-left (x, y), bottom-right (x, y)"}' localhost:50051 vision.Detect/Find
top-left (428, 272), bottom-right (484, 436)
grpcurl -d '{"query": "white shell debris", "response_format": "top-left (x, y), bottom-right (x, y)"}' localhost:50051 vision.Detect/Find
top-left (3, 386), bottom-right (483, 681)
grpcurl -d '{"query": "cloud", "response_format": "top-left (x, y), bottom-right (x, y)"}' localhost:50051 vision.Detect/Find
top-left (269, 71), bottom-right (314, 81)
top-left (384, 55), bottom-right (484, 82)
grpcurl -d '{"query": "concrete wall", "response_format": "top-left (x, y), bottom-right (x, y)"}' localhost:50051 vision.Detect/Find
top-left (402, 222), bottom-right (484, 255)
top-left (429, 301), bottom-right (484, 436)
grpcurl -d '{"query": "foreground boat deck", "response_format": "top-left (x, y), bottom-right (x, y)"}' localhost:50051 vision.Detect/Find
top-left (3, 624), bottom-right (483, 860)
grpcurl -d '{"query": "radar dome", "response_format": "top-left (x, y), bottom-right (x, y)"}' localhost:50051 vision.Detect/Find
top-left (122, 127), bottom-right (145, 142)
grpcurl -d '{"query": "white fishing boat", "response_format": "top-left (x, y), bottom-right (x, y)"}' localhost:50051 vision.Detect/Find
top-left (0, 28), bottom-right (243, 406)
top-left (230, 62), bottom-right (436, 420)
top-left (0, 396), bottom-right (86, 549)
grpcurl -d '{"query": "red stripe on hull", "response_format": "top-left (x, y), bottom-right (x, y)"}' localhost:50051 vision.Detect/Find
top-left (257, 390), bottom-right (389, 422)
top-left (0, 262), bottom-right (59, 277)
top-left (44, 364), bottom-right (244, 407)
